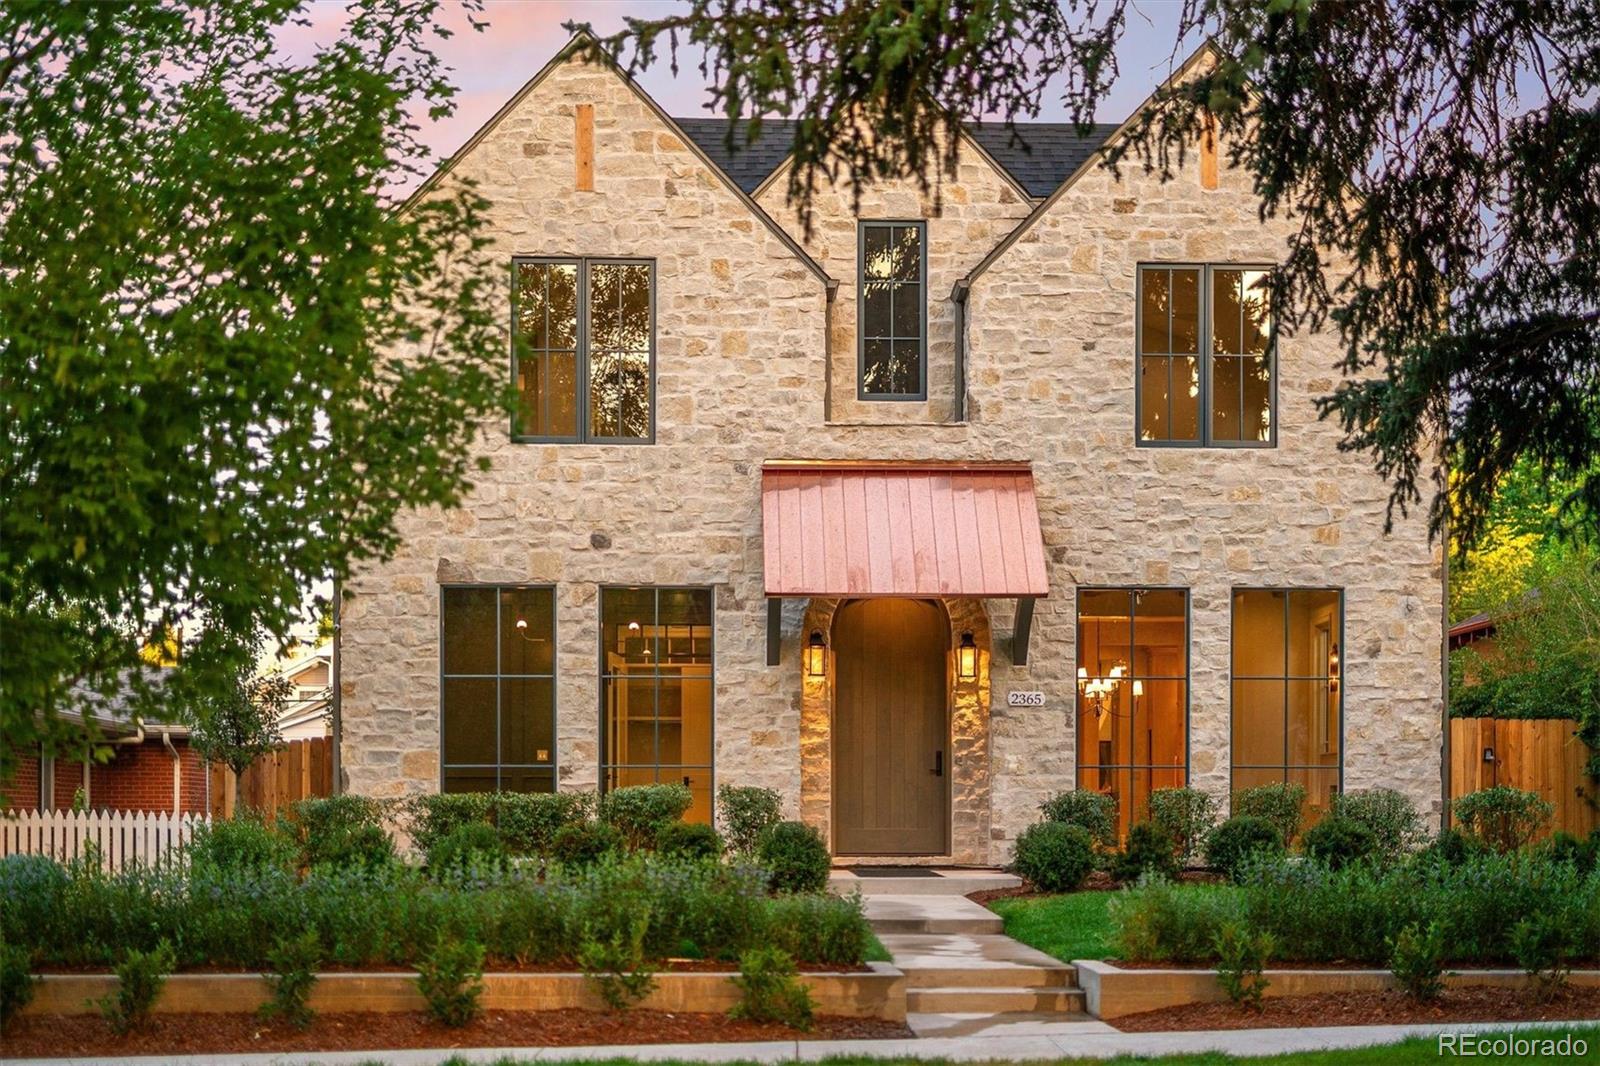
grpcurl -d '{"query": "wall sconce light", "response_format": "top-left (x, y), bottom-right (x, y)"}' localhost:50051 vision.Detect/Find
top-left (957, 632), bottom-right (978, 681)
top-left (1482, 746), bottom-right (1495, 764)
top-left (805, 630), bottom-right (827, 678)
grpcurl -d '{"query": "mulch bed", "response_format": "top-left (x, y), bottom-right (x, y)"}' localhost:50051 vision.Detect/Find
top-left (0, 1009), bottom-right (912, 1057)
top-left (1112, 985), bottom-right (1600, 1031)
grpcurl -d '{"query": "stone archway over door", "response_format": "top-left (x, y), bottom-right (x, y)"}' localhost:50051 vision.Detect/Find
top-left (832, 598), bottom-right (949, 855)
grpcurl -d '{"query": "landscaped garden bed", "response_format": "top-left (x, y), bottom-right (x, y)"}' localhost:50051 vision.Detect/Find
top-left (985, 784), bottom-right (1600, 1024)
top-left (0, 1007), bottom-right (913, 1058)
top-left (1, 785), bottom-right (879, 1040)
top-left (1110, 985), bottom-right (1600, 1032)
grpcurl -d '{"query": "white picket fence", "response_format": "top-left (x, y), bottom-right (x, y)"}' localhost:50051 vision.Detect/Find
top-left (1, 809), bottom-right (208, 871)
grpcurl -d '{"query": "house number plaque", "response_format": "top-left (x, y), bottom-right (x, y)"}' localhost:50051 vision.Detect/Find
top-left (1007, 691), bottom-right (1046, 707)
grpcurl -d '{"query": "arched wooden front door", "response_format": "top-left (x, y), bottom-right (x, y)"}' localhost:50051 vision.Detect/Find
top-left (832, 598), bottom-right (950, 856)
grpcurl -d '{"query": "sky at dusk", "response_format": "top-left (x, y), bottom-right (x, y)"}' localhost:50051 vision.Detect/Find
top-left (286, 0), bottom-right (1204, 173)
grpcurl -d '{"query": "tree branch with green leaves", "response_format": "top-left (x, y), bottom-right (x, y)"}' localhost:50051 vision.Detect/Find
top-left (0, 0), bottom-right (506, 775)
top-left (585, 0), bottom-right (1600, 552)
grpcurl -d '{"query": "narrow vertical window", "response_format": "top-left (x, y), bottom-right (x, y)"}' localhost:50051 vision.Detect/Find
top-left (600, 587), bottom-right (714, 822)
top-left (440, 586), bottom-right (556, 793)
top-left (512, 258), bottom-right (653, 443)
top-left (859, 221), bottom-right (926, 399)
top-left (1076, 588), bottom-right (1189, 838)
top-left (1137, 264), bottom-right (1274, 447)
top-left (1231, 589), bottom-right (1343, 827)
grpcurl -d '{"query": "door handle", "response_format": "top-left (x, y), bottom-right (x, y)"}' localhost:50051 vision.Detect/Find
top-left (931, 750), bottom-right (943, 777)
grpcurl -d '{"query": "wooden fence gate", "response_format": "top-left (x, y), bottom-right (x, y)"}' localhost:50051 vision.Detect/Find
top-left (207, 736), bottom-right (333, 820)
top-left (1449, 717), bottom-right (1598, 839)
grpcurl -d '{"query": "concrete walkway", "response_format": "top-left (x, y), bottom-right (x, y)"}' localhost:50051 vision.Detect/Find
top-left (12, 1020), bottom-right (1598, 1066)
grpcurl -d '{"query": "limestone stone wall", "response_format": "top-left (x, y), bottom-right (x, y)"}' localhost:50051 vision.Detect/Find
top-left (756, 134), bottom-right (1034, 424)
top-left (966, 131), bottom-right (1445, 848)
top-left (340, 44), bottom-right (1445, 863)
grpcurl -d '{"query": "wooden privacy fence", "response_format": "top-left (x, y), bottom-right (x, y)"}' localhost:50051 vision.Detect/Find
top-left (207, 736), bottom-right (333, 820)
top-left (1, 809), bottom-right (205, 871)
top-left (1450, 717), bottom-right (1598, 839)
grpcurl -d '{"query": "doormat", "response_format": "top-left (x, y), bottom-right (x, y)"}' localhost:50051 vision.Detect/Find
top-left (847, 866), bottom-right (941, 877)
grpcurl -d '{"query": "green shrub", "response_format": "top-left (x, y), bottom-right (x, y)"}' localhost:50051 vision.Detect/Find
top-left (97, 939), bottom-right (175, 1033)
top-left (599, 784), bottom-right (693, 851)
top-left (187, 816), bottom-right (296, 874)
top-left (281, 795), bottom-right (390, 869)
top-left (579, 913), bottom-right (657, 1010)
top-left (1148, 787), bottom-right (1217, 864)
top-left (1543, 830), bottom-right (1600, 874)
top-left (1109, 822), bottom-right (1180, 884)
top-left (416, 938), bottom-right (485, 1026)
top-left (1038, 790), bottom-right (1116, 848)
top-left (656, 821), bottom-right (723, 861)
top-left (1232, 782), bottom-right (1306, 845)
top-left (756, 821), bottom-right (830, 894)
top-left (729, 947), bottom-right (813, 1029)
top-left (1109, 850), bottom-right (1600, 968)
top-left (1453, 786), bottom-right (1555, 853)
top-left (497, 791), bottom-right (595, 855)
top-left (1110, 880), bottom-right (1243, 963)
top-left (1331, 788), bottom-right (1425, 862)
top-left (550, 821), bottom-right (623, 868)
top-left (259, 929), bottom-right (320, 1029)
top-left (1, 943), bottom-right (36, 1028)
top-left (1417, 826), bottom-right (1490, 866)
top-left (759, 891), bottom-right (869, 966)
top-left (1510, 912), bottom-right (1575, 1002)
top-left (1214, 922), bottom-right (1273, 1010)
top-left (1013, 822), bottom-right (1095, 893)
top-left (426, 822), bottom-right (508, 873)
top-left (1205, 816), bottom-right (1286, 881)
top-left (1388, 921), bottom-right (1447, 1002)
top-left (1301, 815), bottom-right (1378, 870)
top-left (717, 785), bottom-right (783, 854)
top-left (404, 793), bottom-right (495, 855)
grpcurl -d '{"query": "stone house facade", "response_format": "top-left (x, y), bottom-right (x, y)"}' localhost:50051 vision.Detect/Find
top-left (337, 37), bottom-right (1445, 864)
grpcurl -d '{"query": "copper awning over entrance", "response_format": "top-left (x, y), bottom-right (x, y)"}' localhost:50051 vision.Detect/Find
top-left (761, 461), bottom-right (1048, 664)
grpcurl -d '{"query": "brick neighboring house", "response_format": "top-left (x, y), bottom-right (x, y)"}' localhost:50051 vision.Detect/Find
top-left (3, 701), bottom-right (207, 815)
top-left (337, 37), bottom-right (1446, 863)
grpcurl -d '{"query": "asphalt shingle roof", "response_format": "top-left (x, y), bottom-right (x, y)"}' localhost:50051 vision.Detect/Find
top-left (673, 117), bottom-right (1118, 199)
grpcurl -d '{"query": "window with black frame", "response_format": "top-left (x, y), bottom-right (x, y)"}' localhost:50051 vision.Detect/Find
top-left (1076, 588), bottom-right (1190, 839)
top-left (439, 586), bottom-right (556, 793)
top-left (1230, 588), bottom-right (1343, 826)
top-left (858, 221), bottom-right (926, 399)
top-left (1138, 264), bottom-right (1274, 446)
top-left (599, 587), bottom-right (713, 823)
top-left (513, 258), bottom-right (652, 442)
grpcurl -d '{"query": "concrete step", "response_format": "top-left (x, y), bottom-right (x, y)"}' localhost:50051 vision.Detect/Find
top-left (862, 895), bottom-right (1005, 935)
top-left (905, 985), bottom-right (1087, 1014)
top-left (830, 870), bottom-right (1021, 896)
top-left (900, 964), bottom-right (1076, 989)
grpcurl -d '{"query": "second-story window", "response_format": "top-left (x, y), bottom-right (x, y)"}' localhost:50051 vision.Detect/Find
top-left (859, 221), bottom-right (926, 399)
top-left (1138, 264), bottom-right (1275, 446)
top-left (513, 257), bottom-right (654, 443)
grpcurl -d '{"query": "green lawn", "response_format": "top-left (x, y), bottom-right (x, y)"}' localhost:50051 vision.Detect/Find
top-left (395, 1026), bottom-right (1597, 1065)
top-left (988, 890), bottom-right (1117, 962)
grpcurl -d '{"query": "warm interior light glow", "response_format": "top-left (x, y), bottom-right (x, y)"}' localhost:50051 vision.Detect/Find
top-left (805, 630), bottom-right (827, 678)
top-left (957, 631), bottom-right (977, 681)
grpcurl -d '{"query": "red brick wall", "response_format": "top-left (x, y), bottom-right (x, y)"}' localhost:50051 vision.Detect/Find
top-left (54, 760), bottom-right (82, 810)
top-left (2, 752), bottom-right (41, 811)
top-left (86, 740), bottom-right (208, 814)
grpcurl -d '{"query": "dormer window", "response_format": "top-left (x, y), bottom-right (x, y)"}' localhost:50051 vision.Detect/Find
top-left (858, 222), bottom-right (926, 400)
top-left (512, 257), bottom-right (654, 443)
